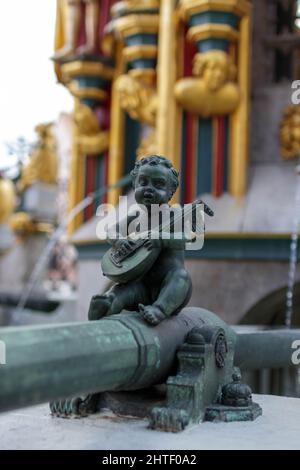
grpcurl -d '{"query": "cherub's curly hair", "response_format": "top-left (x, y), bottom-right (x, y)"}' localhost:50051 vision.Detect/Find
top-left (131, 155), bottom-right (179, 198)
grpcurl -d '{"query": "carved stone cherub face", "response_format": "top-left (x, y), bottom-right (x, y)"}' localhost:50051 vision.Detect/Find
top-left (193, 50), bottom-right (236, 92)
top-left (116, 75), bottom-right (141, 113)
top-left (134, 163), bottom-right (172, 207)
top-left (204, 58), bottom-right (227, 91)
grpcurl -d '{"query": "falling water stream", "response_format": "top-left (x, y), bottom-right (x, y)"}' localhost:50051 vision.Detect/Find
top-left (14, 174), bottom-right (131, 315)
top-left (285, 157), bottom-right (300, 328)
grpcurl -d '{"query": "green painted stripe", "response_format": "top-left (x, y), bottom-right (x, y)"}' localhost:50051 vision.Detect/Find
top-left (187, 237), bottom-right (300, 261)
top-left (129, 59), bottom-right (156, 69)
top-left (94, 154), bottom-right (105, 212)
top-left (77, 76), bottom-right (108, 89)
top-left (198, 38), bottom-right (229, 52)
top-left (75, 237), bottom-right (300, 262)
top-left (124, 113), bottom-right (141, 192)
top-left (125, 34), bottom-right (157, 46)
top-left (189, 11), bottom-right (239, 28)
top-left (197, 118), bottom-right (213, 194)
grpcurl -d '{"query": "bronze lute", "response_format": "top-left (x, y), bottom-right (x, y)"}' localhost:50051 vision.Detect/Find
top-left (101, 199), bottom-right (213, 283)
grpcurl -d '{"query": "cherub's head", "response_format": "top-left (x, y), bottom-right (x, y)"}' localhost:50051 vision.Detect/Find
top-left (131, 155), bottom-right (179, 206)
top-left (193, 50), bottom-right (237, 92)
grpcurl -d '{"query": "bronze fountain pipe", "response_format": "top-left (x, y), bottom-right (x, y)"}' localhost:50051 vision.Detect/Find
top-left (0, 308), bottom-right (299, 413)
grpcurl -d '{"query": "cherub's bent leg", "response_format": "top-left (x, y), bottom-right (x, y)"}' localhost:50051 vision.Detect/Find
top-left (88, 281), bottom-right (149, 320)
top-left (156, 268), bottom-right (192, 316)
top-left (140, 269), bottom-right (192, 325)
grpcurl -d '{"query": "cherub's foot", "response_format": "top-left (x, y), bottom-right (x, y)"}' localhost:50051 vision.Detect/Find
top-left (88, 294), bottom-right (113, 321)
top-left (138, 304), bottom-right (167, 326)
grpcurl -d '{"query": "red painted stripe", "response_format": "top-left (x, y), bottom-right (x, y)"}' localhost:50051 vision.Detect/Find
top-left (77, 3), bottom-right (87, 48)
top-left (214, 117), bottom-right (225, 197)
top-left (183, 24), bottom-right (197, 76)
top-left (99, 0), bottom-right (112, 41)
top-left (77, 0), bottom-right (115, 53)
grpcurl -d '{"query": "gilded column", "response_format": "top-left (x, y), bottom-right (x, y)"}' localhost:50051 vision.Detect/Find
top-left (156, 0), bottom-right (181, 177)
top-left (107, 42), bottom-right (127, 206)
top-left (175, 0), bottom-right (252, 199)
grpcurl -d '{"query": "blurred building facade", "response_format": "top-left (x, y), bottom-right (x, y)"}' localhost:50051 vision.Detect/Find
top-left (50, 0), bottom-right (300, 332)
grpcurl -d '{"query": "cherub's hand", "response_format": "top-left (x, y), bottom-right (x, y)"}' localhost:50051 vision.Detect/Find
top-left (138, 304), bottom-right (166, 326)
top-left (114, 239), bottom-right (136, 253)
top-left (144, 230), bottom-right (162, 250)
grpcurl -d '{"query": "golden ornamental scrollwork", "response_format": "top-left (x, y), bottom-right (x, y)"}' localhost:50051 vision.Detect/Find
top-left (19, 123), bottom-right (58, 192)
top-left (175, 50), bottom-right (240, 117)
top-left (74, 101), bottom-right (109, 154)
top-left (116, 74), bottom-right (157, 126)
top-left (280, 104), bottom-right (300, 160)
top-left (115, 74), bottom-right (158, 158)
top-left (193, 50), bottom-right (237, 90)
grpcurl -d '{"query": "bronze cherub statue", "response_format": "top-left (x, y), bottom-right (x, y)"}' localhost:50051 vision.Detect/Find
top-left (48, 165), bottom-right (261, 428)
top-left (88, 155), bottom-right (212, 325)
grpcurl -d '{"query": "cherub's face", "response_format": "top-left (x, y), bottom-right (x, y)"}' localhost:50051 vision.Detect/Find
top-left (134, 164), bottom-right (171, 207)
top-left (203, 58), bottom-right (227, 92)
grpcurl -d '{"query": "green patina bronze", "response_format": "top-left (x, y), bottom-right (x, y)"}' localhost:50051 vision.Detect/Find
top-left (89, 155), bottom-right (195, 325)
top-left (0, 307), bottom-right (265, 431)
top-left (1, 307), bottom-right (300, 430)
